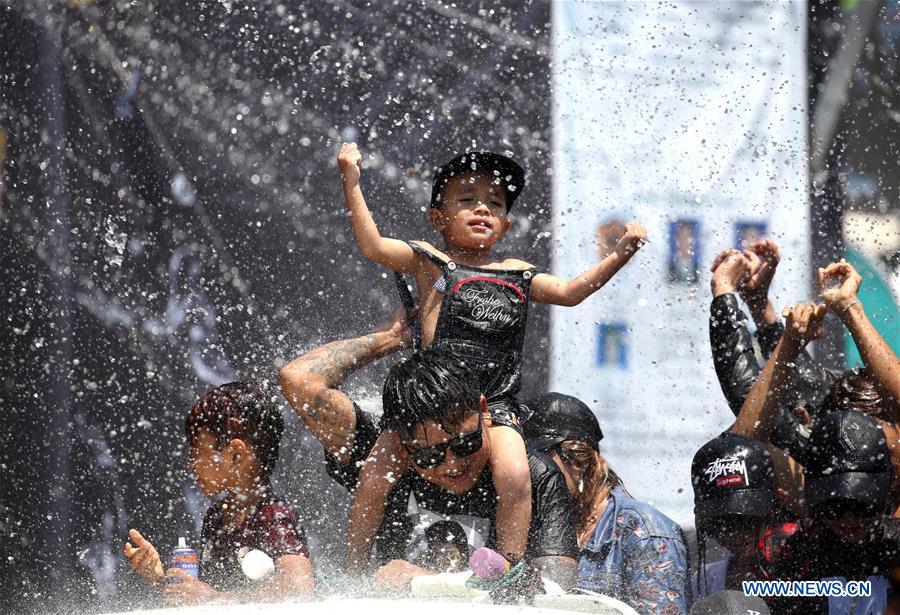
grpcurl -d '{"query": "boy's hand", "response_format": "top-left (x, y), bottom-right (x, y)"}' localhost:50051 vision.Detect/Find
top-left (338, 142), bottom-right (362, 184)
top-left (373, 559), bottom-right (433, 592)
top-left (818, 259), bottom-right (862, 315)
top-left (782, 302), bottom-right (827, 344)
top-left (710, 249), bottom-right (749, 297)
top-left (164, 569), bottom-right (220, 606)
top-left (124, 529), bottom-right (165, 585)
top-left (740, 239), bottom-right (780, 309)
top-left (614, 221), bottom-right (648, 260)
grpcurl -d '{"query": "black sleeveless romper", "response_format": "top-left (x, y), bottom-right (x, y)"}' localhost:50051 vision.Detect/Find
top-left (409, 242), bottom-right (536, 427)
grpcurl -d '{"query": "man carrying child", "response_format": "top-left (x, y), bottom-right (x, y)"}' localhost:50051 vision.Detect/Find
top-left (279, 308), bottom-right (579, 590)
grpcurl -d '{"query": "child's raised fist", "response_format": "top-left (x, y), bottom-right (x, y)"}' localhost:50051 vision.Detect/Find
top-left (614, 221), bottom-right (649, 259)
top-left (338, 142), bottom-right (362, 183)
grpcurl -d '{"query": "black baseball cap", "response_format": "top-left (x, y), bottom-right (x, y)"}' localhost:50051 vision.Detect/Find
top-left (804, 410), bottom-right (893, 516)
top-left (690, 590), bottom-right (771, 615)
top-left (523, 392), bottom-right (604, 453)
top-left (692, 432), bottom-right (776, 522)
top-left (430, 151), bottom-right (526, 210)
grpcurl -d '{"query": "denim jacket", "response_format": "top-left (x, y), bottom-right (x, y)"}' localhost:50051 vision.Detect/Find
top-left (577, 486), bottom-right (690, 614)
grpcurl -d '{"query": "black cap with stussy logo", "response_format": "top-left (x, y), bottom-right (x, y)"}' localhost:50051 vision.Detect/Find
top-left (804, 409), bottom-right (893, 517)
top-left (691, 432), bottom-right (777, 524)
top-left (431, 151), bottom-right (526, 211)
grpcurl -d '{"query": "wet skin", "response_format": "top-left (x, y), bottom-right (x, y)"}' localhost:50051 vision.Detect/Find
top-left (400, 412), bottom-right (493, 494)
top-left (430, 172), bottom-right (512, 253)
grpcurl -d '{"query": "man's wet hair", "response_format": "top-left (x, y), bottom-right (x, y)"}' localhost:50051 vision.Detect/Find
top-left (185, 380), bottom-right (284, 475)
top-left (382, 349), bottom-right (482, 439)
top-left (821, 367), bottom-right (888, 422)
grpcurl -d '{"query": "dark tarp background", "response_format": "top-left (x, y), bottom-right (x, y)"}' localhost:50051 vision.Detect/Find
top-left (0, 1), bottom-right (552, 612)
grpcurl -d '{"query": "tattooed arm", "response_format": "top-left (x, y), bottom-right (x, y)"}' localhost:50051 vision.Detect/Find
top-left (279, 308), bottom-right (411, 463)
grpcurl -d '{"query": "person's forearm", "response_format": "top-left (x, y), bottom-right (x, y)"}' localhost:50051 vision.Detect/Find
top-left (842, 301), bottom-right (900, 418)
top-left (531, 556), bottom-right (577, 590)
top-left (748, 299), bottom-right (778, 327)
top-left (237, 562), bottom-right (315, 602)
top-left (283, 330), bottom-right (404, 390)
top-left (710, 293), bottom-right (761, 415)
top-left (561, 252), bottom-right (630, 306)
top-left (343, 180), bottom-right (387, 258)
top-left (494, 492), bottom-right (530, 562)
top-left (731, 335), bottom-right (803, 441)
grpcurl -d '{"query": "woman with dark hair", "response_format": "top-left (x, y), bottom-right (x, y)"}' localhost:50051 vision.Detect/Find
top-left (524, 393), bottom-right (689, 615)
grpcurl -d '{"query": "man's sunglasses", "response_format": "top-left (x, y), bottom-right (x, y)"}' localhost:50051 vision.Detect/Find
top-left (403, 415), bottom-right (484, 469)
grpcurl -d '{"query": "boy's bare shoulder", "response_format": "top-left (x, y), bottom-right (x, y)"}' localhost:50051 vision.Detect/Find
top-left (409, 240), bottom-right (450, 262)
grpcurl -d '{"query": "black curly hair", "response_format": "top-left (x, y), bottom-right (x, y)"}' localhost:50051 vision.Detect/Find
top-left (185, 380), bottom-right (284, 475)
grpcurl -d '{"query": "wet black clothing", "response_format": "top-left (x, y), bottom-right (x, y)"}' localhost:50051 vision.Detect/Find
top-left (409, 241), bottom-right (536, 426)
top-left (323, 402), bottom-right (380, 492)
top-left (708, 293), bottom-right (839, 464)
top-left (374, 450), bottom-right (579, 565)
top-left (755, 517), bottom-right (899, 614)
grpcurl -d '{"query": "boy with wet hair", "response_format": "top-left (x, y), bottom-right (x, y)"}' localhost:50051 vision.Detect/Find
top-left (337, 144), bottom-right (648, 571)
top-left (123, 381), bottom-right (314, 605)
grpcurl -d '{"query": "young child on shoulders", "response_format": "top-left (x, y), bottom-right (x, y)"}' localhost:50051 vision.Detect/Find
top-left (337, 144), bottom-right (647, 571)
top-left (123, 381), bottom-right (314, 605)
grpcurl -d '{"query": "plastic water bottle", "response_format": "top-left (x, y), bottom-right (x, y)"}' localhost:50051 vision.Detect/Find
top-left (168, 537), bottom-right (199, 581)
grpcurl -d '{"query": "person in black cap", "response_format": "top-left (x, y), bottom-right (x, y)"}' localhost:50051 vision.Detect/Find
top-left (716, 255), bottom-right (900, 512)
top-left (804, 409), bottom-right (894, 544)
top-left (755, 411), bottom-right (898, 614)
top-left (524, 392), bottom-right (689, 614)
top-left (726, 285), bottom-right (899, 612)
top-left (690, 432), bottom-right (806, 602)
top-left (335, 142), bottom-right (648, 574)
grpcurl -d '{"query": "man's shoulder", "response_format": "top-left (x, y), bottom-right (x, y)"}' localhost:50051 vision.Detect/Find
top-left (525, 451), bottom-right (570, 500)
top-left (526, 450), bottom-right (562, 478)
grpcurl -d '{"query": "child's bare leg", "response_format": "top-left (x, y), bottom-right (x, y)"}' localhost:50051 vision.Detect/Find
top-left (488, 424), bottom-right (532, 561)
top-left (346, 430), bottom-right (411, 571)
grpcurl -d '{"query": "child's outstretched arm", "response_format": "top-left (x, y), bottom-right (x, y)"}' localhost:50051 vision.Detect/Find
top-left (489, 425), bottom-right (532, 562)
top-left (338, 142), bottom-right (418, 273)
top-left (531, 221), bottom-right (648, 306)
top-left (346, 430), bottom-right (411, 572)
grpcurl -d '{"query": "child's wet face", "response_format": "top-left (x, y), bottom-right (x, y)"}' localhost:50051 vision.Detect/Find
top-left (188, 428), bottom-right (233, 496)
top-left (432, 173), bottom-right (511, 250)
